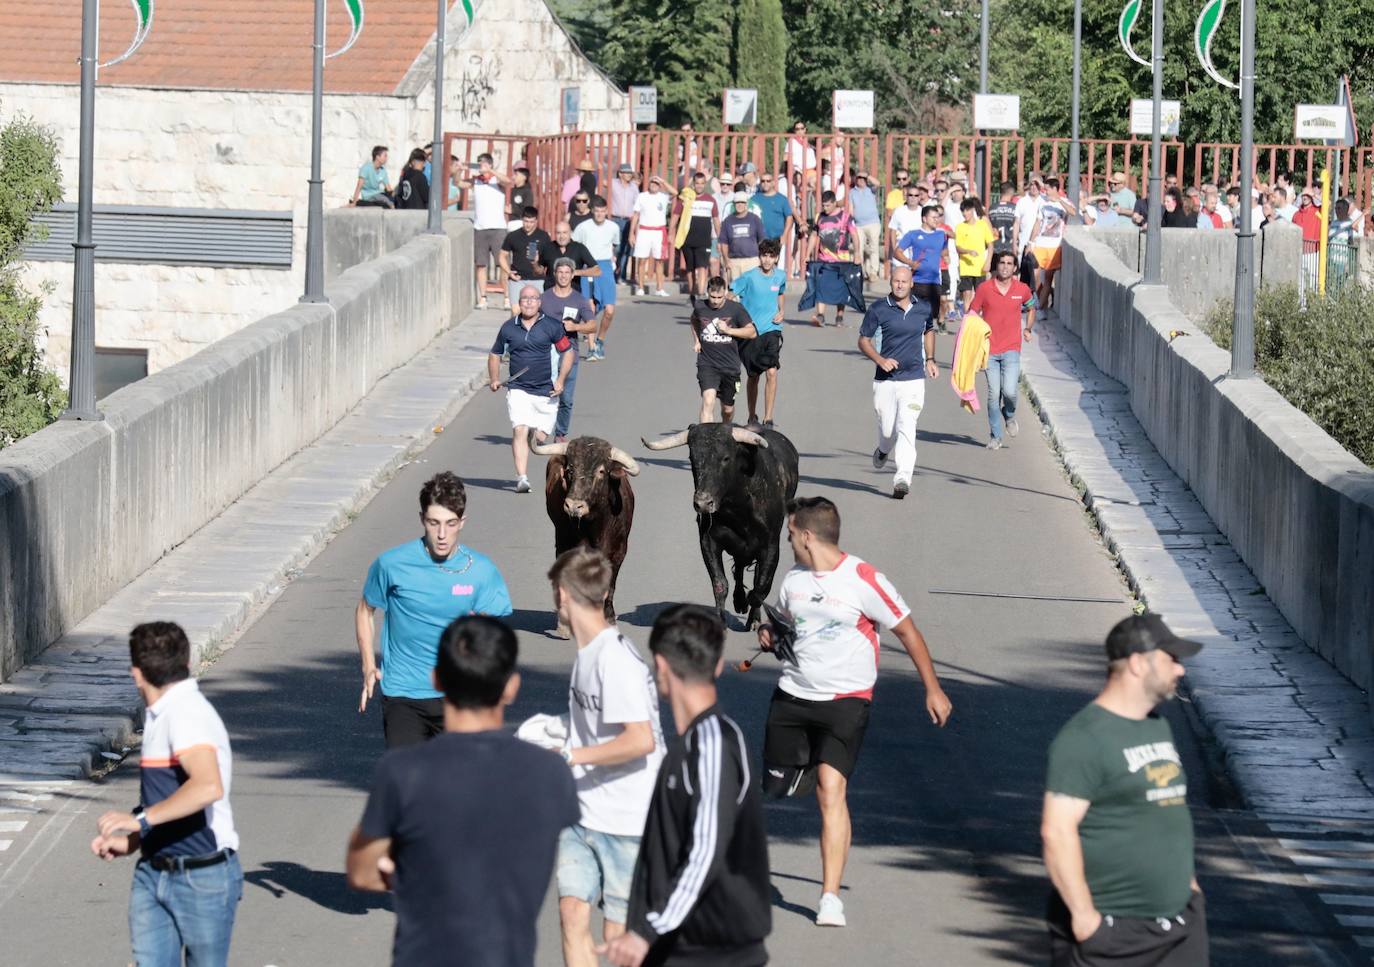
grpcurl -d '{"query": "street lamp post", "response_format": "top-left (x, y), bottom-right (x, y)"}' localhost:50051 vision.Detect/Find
top-left (1142, 0), bottom-right (1164, 284)
top-left (1068, 0), bottom-right (1083, 213)
top-left (1230, 0), bottom-right (1256, 376)
top-left (976, 0), bottom-right (990, 198)
top-left (426, 0), bottom-right (447, 234)
top-left (61, 0), bottom-right (103, 421)
top-left (301, 0), bottom-right (327, 303)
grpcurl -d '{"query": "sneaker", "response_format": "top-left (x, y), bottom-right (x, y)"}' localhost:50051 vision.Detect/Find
top-left (502, 298), bottom-right (512, 311)
top-left (514, 476), bottom-right (531, 494)
top-left (893, 479), bottom-right (910, 500)
top-left (634, 286), bottom-right (645, 297)
top-left (475, 298), bottom-right (489, 311)
top-left (655, 288), bottom-right (671, 297)
top-left (762, 420), bottom-right (774, 429)
top-left (986, 438), bottom-right (1004, 450)
top-left (816, 892), bottom-right (847, 927)
top-left (1006, 417), bottom-right (1020, 437)
top-left (871, 448), bottom-right (889, 470)
top-left (591, 343), bottom-right (606, 361)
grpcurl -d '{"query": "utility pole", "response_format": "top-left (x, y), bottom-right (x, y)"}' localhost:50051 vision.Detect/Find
top-left (62, 0), bottom-right (103, 421)
top-left (1068, 0), bottom-right (1083, 213)
top-left (426, 0), bottom-right (447, 234)
top-left (301, 0), bottom-right (327, 303)
top-left (976, 0), bottom-right (990, 198)
top-left (1230, 0), bottom-right (1256, 376)
top-left (1142, 0), bottom-right (1164, 284)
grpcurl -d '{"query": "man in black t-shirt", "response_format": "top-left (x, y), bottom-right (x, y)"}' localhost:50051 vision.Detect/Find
top-left (507, 165), bottom-right (535, 228)
top-left (988, 181), bottom-right (1017, 252)
top-left (499, 206), bottom-right (552, 308)
top-left (395, 148), bottom-right (431, 211)
top-left (670, 172), bottom-right (721, 303)
top-left (347, 616), bottom-right (578, 967)
top-left (538, 220), bottom-right (599, 288)
top-left (690, 276), bottom-right (756, 424)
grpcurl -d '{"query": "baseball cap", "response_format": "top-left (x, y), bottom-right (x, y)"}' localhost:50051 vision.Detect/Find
top-left (736, 162), bottom-right (757, 175)
top-left (617, 162), bottom-right (634, 173)
top-left (1104, 614), bottom-right (1203, 661)
top-left (732, 191), bottom-right (749, 203)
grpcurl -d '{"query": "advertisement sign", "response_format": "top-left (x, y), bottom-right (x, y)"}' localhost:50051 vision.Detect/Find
top-left (973, 94), bottom-right (1021, 131)
top-left (1129, 98), bottom-right (1181, 137)
top-left (561, 87), bottom-right (581, 128)
top-left (832, 90), bottom-right (875, 129)
top-left (1294, 104), bottom-right (1350, 143)
top-left (723, 88), bottom-right (758, 127)
top-left (629, 86), bottom-right (658, 125)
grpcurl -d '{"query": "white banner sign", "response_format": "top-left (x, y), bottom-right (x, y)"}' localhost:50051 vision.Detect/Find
top-left (629, 86), bottom-right (658, 125)
top-left (723, 88), bottom-right (758, 127)
top-left (1294, 104), bottom-right (1350, 143)
top-left (1130, 98), bottom-right (1181, 137)
top-left (561, 87), bottom-right (581, 128)
top-left (832, 90), bottom-right (875, 129)
top-left (973, 94), bottom-right (1021, 131)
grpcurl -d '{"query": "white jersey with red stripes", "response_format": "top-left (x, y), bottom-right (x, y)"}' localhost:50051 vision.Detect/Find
top-left (775, 553), bottom-right (911, 702)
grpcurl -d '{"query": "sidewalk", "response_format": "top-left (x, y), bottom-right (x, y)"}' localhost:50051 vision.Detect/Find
top-left (0, 311), bottom-right (505, 784)
top-left (1022, 312), bottom-right (1374, 819)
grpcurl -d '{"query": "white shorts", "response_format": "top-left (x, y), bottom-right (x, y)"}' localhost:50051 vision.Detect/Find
top-left (634, 227), bottom-right (668, 260)
top-left (506, 388), bottom-right (558, 434)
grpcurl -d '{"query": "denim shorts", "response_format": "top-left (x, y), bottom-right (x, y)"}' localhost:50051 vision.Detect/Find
top-left (557, 823), bottom-right (641, 924)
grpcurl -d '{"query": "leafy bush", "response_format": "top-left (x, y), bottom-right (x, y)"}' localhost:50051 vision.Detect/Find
top-left (1203, 284), bottom-right (1374, 467)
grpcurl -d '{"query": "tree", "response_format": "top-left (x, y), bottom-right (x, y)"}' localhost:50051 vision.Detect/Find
top-left (0, 105), bottom-right (65, 448)
top-left (733, 0), bottom-right (790, 130)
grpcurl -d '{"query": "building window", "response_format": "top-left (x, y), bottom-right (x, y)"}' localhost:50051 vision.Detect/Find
top-left (95, 347), bottom-right (149, 400)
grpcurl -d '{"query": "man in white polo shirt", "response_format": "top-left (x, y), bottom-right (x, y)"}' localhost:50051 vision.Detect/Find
top-left (91, 622), bottom-right (241, 967)
top-left (459, 152), bottom-right (509, 310)
top-left (757, 497), bottom-right (952, 929)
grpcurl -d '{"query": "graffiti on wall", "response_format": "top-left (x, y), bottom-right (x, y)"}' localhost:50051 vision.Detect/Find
top-left (459, 54), bottom-right (499, 122)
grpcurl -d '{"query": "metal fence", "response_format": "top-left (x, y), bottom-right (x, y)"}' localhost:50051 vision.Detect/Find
top-left (24, 204), bottom-right (293, 268)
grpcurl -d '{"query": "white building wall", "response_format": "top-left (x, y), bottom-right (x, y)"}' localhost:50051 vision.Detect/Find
top-left (5, 0), bottom-right (626, 382)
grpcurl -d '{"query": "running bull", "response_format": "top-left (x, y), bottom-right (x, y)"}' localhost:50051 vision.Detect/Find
top-left (642, 424), bottom-right (799, 629)
top-left (531, 434), bottom-right (639, 619)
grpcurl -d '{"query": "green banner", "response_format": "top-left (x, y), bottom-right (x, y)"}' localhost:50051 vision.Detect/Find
top-left (1118, 0), bottom-right (1152, 69)
top-left (1194, 0), bottom-right (1239, 90)
top-left (328, 0), bottom-right (365, 59)
top-left (101, 0), bottom-right (153, 68)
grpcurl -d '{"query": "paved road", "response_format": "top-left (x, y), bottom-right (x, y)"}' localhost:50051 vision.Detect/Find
top-left (0, 293), bottom-right (1365, 965)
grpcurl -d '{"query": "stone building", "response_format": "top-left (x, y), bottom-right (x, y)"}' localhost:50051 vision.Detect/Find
top-left (0, 0), bottom-right (627, 380)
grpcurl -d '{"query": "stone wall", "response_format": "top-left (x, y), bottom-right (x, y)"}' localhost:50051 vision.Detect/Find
top-left (0, 216), bottom-right (472, 683)
top-left (1089, 224), bottom-right (1302, 319)
top-left (1058, 231), bottom-right (1374, 695)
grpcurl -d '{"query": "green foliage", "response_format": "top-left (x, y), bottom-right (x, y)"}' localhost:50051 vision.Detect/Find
top-left (0, 106), bottom-right (66, 448)
top-left (1203, 284), bottom-right (1374, 467)
top-left (733, 0), bottom-right (789, 131)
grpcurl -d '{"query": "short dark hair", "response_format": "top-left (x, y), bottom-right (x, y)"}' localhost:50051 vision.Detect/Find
top-left (129, 622), bottom-right (191, 687)
top-left (994, 250), bottom-right (1017, 268)
top-left (961, 197), bottom-right (984, 215)
top-left (649, 605), bottom-right (724, 685)
top-left (733, 181), bottom-right (747, 193)
top-left (522, 205), bottom-right (539, 219)
top-left (477, 152), bottom-right (494, 165)
top-left (371, 145), bottom-right (388, 161)
top-left (408, 147), bottom-right (427, 165)
top-left (821, 190), bottom-right (837, 204)
top-left (921, 203), bottom-right (943, 220)
top-left (758, 237), bottom-right (781, 258)
top-left (1045, 177), bottom-right (1061, 190)
top-left (435, 616), bottom-right (517, 709)
top-left (788, 495), bottom-right (840, 544)
top-left (1000, 180), bottom-right (1015, 195)
top-left (420, 472), bottom-right (467, 519)
top-left (591, 194), bottom-right (608, 209)
top-left (706, 275), bottom-right (728, 293)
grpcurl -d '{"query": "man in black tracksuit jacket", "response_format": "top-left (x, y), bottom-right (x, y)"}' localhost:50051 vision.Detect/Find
top-left (600, 605), bottom-right (771, 967)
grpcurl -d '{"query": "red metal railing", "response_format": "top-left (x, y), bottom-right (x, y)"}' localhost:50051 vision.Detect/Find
top-left (1029, 138), bottom-right (1186, 201)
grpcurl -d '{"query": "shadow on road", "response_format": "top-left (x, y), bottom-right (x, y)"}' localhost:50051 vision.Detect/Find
top-left (244, 861), bottom-right (392, 916)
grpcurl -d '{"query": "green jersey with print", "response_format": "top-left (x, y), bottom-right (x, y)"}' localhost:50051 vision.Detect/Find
top-left (1045, 703), bottom-right (1194, 918)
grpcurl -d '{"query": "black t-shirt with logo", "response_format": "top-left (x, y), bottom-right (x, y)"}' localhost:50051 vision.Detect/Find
top-left (988, 201), bottom-right (1017, 247)
top-left (509, 183), bottom-right (535, 219)
top-left (396, 168), bottom-right (430, 210)
top-left (692, 300), bottom-right (754, 374)
top-left (502, 228), bottom-right (551, 279)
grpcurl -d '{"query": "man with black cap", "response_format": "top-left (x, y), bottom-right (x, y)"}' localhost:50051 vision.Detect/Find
top-left (1041, 613), bottom-right (1208, 966)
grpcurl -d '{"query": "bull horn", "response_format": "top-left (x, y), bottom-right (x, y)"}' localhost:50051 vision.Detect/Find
top-left (529, 434), bottom-right (569, 457)
top-left (731, 427), bottom-right (770, 448)
top-left (609, 447), bottom-right (641, 476)
top-left (641, 429), bottom-right (691, 451)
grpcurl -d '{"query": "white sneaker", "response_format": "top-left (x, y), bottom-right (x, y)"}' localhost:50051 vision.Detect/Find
top-left (1006, 417), bottom-right (1020, 437)
top-left (816, 892), bottom-right (846, 927)
top-left (514, 475), bottom-right (531, 494)
top-left (655, 288), bottom-right (671, 297)
top-left (634, 286), bottom-right (645, 296)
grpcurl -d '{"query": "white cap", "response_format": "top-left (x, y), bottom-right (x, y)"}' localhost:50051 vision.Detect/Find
top-left (733, 191), bottom-right (749, 203)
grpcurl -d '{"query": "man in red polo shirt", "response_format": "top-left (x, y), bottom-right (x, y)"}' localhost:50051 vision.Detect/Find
top-left (969, 250), bottom-right (1037, 450)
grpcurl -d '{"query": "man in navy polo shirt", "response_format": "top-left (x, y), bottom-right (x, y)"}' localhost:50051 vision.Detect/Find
top-left (488, 285), bottom-right (576, 493)
top-left (357, 472), bottom-right (513, 747)
top-left (857, 265), bottom-right (938, 499)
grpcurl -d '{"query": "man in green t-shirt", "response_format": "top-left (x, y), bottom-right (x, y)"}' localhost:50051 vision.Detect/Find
top-left (1041, 614), bottom-right (1208, 966)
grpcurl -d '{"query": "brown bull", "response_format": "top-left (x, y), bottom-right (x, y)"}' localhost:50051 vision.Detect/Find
top-left (530, 434), bottom-right (639, 619)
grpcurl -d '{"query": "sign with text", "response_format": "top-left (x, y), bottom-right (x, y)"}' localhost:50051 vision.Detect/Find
top-left (973, 94), bottom-right (1021, 130)
top-left (1294, 104), bottom-right (1350, 143)
top-left (561, 87), bottom-right (581, 128)
top-left (629, 86), bottom-right (658, 125)
top-left (1129, 98), bottom-right (1181, 137)
top-left (832, 90), bottom-right (875, 129)
top-left (723, 88), bottom-right (758, 127)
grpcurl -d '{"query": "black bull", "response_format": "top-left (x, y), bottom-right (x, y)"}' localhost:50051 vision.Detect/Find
top-left (531, 435), bottom-right (639, 619)
top-left (643, 424), bottom-right (800, 629)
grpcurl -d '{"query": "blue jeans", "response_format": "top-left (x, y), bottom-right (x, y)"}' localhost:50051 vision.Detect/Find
top-left (557, 824), bottom-right (641, 924)
top-left (611, 216), bottom-right (632, 281)
top-left (985, 350), bottom-right (1020, 440)
top-left (554, 351), bottom-right (579, 439)
top-left (130, 852), bottom-right (243, 967)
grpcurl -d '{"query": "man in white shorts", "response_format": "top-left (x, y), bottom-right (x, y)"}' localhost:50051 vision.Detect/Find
top-left (548, 547), bottom-right (665, 967)
top-left (629, 174), bottom-right (672, 296)
top-left (487, 285), bottom-right (575, 493)
top-left (758, 497), bottom-right (952, 928)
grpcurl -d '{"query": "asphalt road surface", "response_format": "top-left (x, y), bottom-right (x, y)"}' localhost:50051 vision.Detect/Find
top-left (0, 292), bottom-right (1364, 966)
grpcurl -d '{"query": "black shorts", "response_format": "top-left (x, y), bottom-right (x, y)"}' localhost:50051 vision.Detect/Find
top-left (912, 283), bottom-right (942, 321)
top-left (682, 245), bottom-right (712, 272)
top-left (940, 268), bottom-right (952, 290)
top-left (763, 688), bottom-right (871, 787)
top-left (741, 330), bottom-right (783, 375)
top-left (958, 273), bottom-right (984, 293)
top-left (1047, 890), bottom-right (1208, 967)
top-left (382, 696), bottom-right (444, 748)
top-left (697, 367), bottom-right (739, 405)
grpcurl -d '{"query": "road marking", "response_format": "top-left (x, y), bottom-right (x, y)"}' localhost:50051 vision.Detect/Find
top-left (1320, 894), bottom-right (1374, 908)
top-left (1280, 838), bottom-right (1374, 853)
top-left (1335, 914), bottom-right (1374, 930)
top-left (1269, 818), bottom-right (1374, 957)
top-left (0, 821), bottom-right (27, 833)
top-left (1291, 855), bottom-right (1374, 871)
top-left (0, 841), bottom-right (10, 851)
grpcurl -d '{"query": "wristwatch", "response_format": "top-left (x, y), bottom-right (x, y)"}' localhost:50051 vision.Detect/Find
top-left (132, 805), bottom-right (152, 837)
top-left (560, 747), bottom-right (575, 766)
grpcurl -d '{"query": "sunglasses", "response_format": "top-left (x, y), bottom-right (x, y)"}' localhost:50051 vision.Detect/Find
top-left (574, 197), bottom-right (589, 203)
top-left (761, 178), bottom-right (774, 183)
